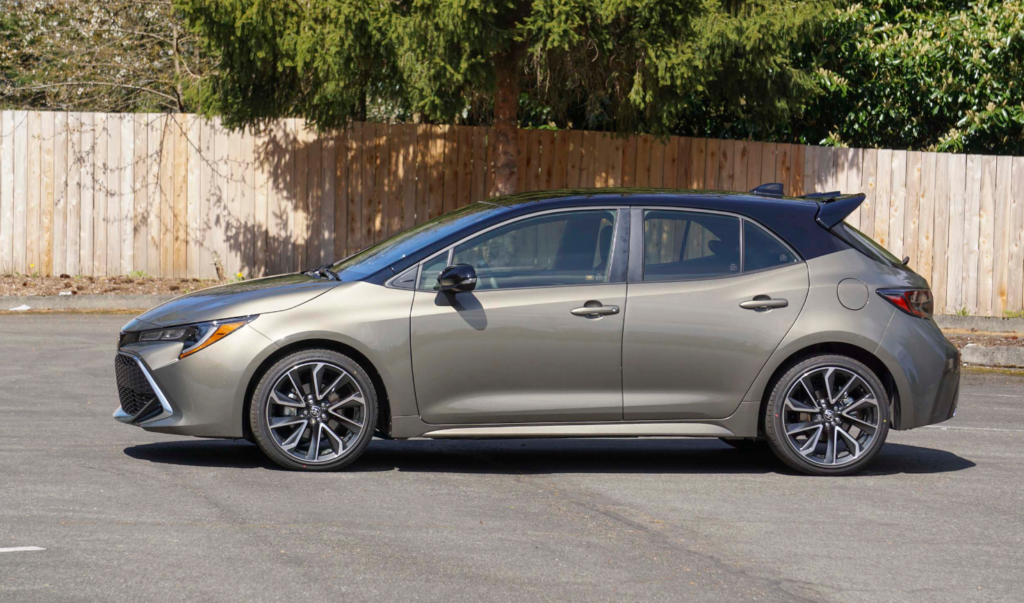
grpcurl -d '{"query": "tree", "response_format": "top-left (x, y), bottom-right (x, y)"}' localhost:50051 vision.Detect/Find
top-left (0, 0), bottom-right (213, 113)
top-left (177, 0), bottom-right (829, 194)
top-left (801, 0), bottom-right (1024, 154)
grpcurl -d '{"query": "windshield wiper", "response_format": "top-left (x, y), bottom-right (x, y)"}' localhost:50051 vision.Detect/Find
top-left (304, 263), bottom-right (341, 281)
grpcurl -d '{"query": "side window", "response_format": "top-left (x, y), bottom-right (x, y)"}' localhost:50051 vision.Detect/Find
top-left (417, 252), bottom-right (450, 290)
top-left (643, 211), bottom-right (740, 281)
top-left (743, 221), bottom-right (799, 272)
top-left (450, 210), bottom-right (617, 290)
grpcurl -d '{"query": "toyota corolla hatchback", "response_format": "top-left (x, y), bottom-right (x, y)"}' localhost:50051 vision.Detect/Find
top-left (114, 186), bottom-right (960, 475)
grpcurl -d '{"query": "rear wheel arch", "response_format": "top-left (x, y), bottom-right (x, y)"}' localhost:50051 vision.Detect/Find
top-left (755, 342), bottom-right (901, 436)
top-left (242, 339), bottom-right (392, 442)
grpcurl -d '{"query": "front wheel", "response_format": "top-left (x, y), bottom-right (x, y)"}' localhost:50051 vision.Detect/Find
top-left (764, 354), bottom-right (890, 476)
top-left (250, 349), bottom-right (377, 471)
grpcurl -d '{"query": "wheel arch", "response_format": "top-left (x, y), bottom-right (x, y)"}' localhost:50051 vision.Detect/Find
top-left (753, 341), bottom-right (902, 436)
top-left (241, 339), bottom-right (393, 442)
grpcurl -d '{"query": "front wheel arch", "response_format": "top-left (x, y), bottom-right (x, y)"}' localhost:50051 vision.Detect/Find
top-left (242, 339), bottom-right (392, 442)
top-left (756, 342), bottom-right (900, 437)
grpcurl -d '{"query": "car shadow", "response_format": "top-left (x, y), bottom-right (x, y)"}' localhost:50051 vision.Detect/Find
top-left (123, 438), bottom-right (975, 476)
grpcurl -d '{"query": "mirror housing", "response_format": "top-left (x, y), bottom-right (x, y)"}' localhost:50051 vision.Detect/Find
top-left (437, 264), bottom-right (478, 293)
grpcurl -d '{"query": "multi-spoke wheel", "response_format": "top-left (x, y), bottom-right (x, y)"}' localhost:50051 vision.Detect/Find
top-left (250, 349), bottom-right (377, 471)
top-left (765, 354), bottom-right (889, 475)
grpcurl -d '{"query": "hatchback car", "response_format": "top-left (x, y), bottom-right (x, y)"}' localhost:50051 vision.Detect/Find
top-left (114, 186), bottom-right (960, 475)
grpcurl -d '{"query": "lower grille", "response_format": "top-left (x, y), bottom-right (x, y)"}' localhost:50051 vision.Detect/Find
top-left (115, 354), bottom-right (156, 415)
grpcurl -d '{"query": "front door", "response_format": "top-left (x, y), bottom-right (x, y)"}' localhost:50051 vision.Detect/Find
top-left (411, 208), bottom-right (627, 425)
top-left (623, 209), bottom-right (809, 420)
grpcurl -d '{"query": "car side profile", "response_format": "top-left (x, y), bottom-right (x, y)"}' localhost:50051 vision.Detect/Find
top-left (114, 186), bottom-right (960, 475)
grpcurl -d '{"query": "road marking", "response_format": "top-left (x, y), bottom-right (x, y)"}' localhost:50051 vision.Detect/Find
top-left (963, 393), bottom-right (1024, 399)
top-left (926, 425), bottom-right (1024, 433)
top-left (0, 547), bottom-right (45, 553)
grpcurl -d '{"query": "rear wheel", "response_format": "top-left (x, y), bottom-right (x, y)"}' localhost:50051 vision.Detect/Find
top-left (250, 349), bottom-right (377, 471)
top-left (764, 354), bottom-right (889, 476)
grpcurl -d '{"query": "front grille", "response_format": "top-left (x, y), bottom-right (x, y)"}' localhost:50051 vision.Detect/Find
top-left (115, 354), bottom-right (156, 415)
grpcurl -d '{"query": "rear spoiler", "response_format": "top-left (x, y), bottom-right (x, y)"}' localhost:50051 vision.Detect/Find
top-left (749, 183), bottom-right (865, 230)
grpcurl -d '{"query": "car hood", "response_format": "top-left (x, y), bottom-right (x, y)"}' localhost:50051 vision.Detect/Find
top-left (123, 274), bottom-right (340, 331)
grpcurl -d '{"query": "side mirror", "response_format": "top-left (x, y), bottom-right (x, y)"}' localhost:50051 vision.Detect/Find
top-left (437, 264), bottom-right (477, 293)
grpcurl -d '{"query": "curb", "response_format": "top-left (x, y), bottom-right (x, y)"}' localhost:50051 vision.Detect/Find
top-left (960, 344), bottom-right (1024, 369)
top-left (0, 294), bottom-right (175, 312)
top-left (934, 315), bottom-right (1024, 333)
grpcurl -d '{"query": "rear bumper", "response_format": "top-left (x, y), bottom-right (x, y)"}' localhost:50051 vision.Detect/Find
top-left (877, 312), bottom-right (960, 430)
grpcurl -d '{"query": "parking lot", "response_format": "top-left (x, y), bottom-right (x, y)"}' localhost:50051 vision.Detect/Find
top-left (1, 313), bottom-right (1022, 602)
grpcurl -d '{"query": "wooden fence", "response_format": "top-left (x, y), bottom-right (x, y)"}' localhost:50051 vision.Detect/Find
top-left (1, 110), bottom-right (1023, 316)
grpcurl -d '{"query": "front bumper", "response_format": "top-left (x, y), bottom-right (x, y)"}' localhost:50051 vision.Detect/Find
top-left (112, 324), bottom-right (278, 438)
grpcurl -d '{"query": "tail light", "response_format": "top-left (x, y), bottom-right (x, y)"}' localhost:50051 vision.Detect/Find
top-left (877, 288), bottom-right (933, 319)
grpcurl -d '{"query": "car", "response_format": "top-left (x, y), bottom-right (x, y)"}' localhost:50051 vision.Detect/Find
top-left (113, 185), bottom-right (960, 475)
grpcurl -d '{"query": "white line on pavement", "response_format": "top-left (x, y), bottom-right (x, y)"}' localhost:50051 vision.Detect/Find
top-left (926, 425), bottom-right (1024, 433)
top-left (0, 547), bottom-right (45, 553)
top-left (963, 393), bottom-right (1024, 399)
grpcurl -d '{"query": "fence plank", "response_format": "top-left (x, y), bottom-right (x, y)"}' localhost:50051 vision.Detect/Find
top-left (39, 112), bottom-right (54, 277)
top-left (732, 141), bottom-right (747, 193)
top-left (931, 153), bottom-right (950, 308)
top-left (385, 125), bottom-right (403, 236)
top-left (744, 141), bottom-right (762, 191)
top-left (52, 113), bottom-right (67, 276)
top-left (401, 125), bottom-right (417, 230)
top-left (66, 113), bottom-right (82, 276)
top-left (1008, 157), bottom-right (1024, 313)
top-left (776, 144), bottom-right (794, 196)
top-left (455, 126), bottom-right (474, 207)
top-left (303, 128), bottom-right (321, 268)
top-left (804, 145), bottom-right (819, 193)
top-left (551, 131), bottom-right (569, 190)
top-left (859, 149), bottom-right (877, 237)
top-left (842, 148), bottom-right (863, 229)
top-left (252, 125), bottom-right (270, 274)
top-left (414, 124), bottom-right (429, 222)
top-left (917, 152), bottom-right (936, 284)
top-left (963, 155), bottom-right (984, 315)
top-left (292, 123), bottom-right (309, 272)
top-left (148, 115), bottom-right (163, 277)
top-left (595, 132), bottom-right (612, 188)
top-left (691, 138), bottom-right (708, 189)
top-left (578, 131), bottom-right (594, 188)
top-left (471, 126), bottom-right (490, 201)
top-left (620, 135), bottom-right (637, 187)
top-left (993, 156), bottom-right (1013, 316)
top-left (888, 150), bottom-right (907, 261)
top-left (119, 114), bottom-right (134, 275)
top-left (333, 129), bottom-right (349, 260)
top-left (757, 142), bottom-right (776, 187)
top-left (0, 112), bottom-right (12, 273)
top-left (649, 136), bottom-right (666, 188)
top-left (791, 145), bottom-right (806, 195)
top-left (105, 113), bottom-right (122, 275)
top-left (348, 123), bottom-right (365, 255)
top-left (538, 130), bottom-right (555, 191)
top-left (703, 138), bottom-right (719, 189)
top-left (978, 155), bottom-right (998, 315)
top-left (945, 154), bottom-right (967, 314)
top-left (873, 149), bottom-right (893, 250)
top-left (716, 139), bottom-right (733, 191)
top-left (78, 113), bottom-right (93, 276)
top-left (26, 112), bottom-right (41, 274)
top-left (93, 113), bottom-right (108, 276)
top-left (198, 117), bottom-right (216, 278)
top-left (662, 137), bottom-right (679, 189)
top-left (903, 151), bottom-right (923, 270)
top-left (132, 114), bottom-right (148, 274)
top-left (442, 123), bottom-right (460, 210)
top-left (427, 125), bottom-right (445, 220)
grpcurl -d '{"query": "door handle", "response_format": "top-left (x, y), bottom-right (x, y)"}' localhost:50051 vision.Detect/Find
top-left (571, 303), bottom-right (620, 317)
top-left (739, 296), bottom-right (788, 310)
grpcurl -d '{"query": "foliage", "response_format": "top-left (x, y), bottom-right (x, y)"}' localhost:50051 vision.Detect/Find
top-left (801, 0), bottom-right (1024, 154)
top-left (176, 0), bottom-right (829, 136)
top-left (0, 0), bottom-right (213, 112)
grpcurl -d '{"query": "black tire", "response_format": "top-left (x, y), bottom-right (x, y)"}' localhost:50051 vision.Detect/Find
top-left (764, 354), bottom-right (890, 476)
top-left (718, 438), bottom-right (767, 452)
top-left (250, 349), bottom-right (377, 471)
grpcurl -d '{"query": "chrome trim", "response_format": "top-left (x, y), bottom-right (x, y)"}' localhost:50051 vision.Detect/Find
top-left (112, 352), bottom-right (174, 425)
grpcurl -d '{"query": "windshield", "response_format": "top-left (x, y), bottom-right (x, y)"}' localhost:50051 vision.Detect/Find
top-left (330, 202), bottom-right (505, 281)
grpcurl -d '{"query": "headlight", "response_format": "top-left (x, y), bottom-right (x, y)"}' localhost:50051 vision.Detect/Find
top-left (134, 316), bottom-right (256, 359)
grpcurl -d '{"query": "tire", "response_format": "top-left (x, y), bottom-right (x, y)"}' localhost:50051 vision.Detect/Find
top-left (719, 438), bottom-right (767, 452)
top-left (250, 349), bottom-right (377, 471)
top-left (764, 354), bottom-right (890, 476)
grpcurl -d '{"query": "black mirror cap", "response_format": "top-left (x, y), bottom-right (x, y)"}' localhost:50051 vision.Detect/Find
top-left (437, 264), bottom-right (478, 293)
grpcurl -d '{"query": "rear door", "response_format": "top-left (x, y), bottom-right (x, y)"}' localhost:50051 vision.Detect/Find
top-left (410, 208), bottom-right (629, 424)
top-left (623, 208), bottom-right (809, 420)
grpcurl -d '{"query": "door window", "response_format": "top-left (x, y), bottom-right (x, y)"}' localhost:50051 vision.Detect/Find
top-left (450, 210), bottom-right (617, 290)
top-left (417, 252), bottom-right (451, 290)
top-left (743, 221), bottom-right (800, 272)
top-left (643, 211), bottom-right (740, 281)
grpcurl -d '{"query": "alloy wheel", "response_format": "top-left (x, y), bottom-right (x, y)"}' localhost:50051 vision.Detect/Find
top-left (265, 361), bottom-right (367, 464)
top-left (781, 366), bottom-right (881, 467)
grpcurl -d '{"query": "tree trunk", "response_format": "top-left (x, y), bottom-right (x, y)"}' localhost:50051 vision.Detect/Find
top-left (490, 51), bottom-right (520, 196)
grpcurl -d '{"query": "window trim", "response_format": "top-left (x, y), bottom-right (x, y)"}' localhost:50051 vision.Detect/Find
top-left (406, 206), bottom-right (628, 293)
top-left (631, 206), bottom-right (803, 284)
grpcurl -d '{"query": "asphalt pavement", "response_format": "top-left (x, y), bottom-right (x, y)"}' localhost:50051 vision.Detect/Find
top-left (1, 314), bottom-right (1022, 602)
